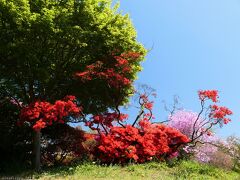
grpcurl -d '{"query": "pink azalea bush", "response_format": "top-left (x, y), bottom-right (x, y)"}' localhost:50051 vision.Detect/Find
top-left (193, 134), bottom-right (219, 163)
top-left (168, 110), bottom-right (219, 162)
top-left (168, 110), bottom-right (202, 139)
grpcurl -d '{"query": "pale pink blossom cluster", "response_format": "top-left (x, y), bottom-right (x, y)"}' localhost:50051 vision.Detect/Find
top-left (168, 110), bottom-right (203, 139)
top-left (168, 110), bottom-right (219, 163)
top-left (193, 134), bottom-right (219, 163)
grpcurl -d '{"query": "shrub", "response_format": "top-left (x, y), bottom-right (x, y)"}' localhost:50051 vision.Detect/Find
top-left (209, 150), bottom-right (233, 170)
top-left (41, 124), bottom-right (88, 166)
top-left (168, 90), bottom-right (232, 144)
top-left (19, 95), bottom-right (81, 131)
top-left (167, 90), bottom-right (232, 163)
top-left (168, 110), bottom-right (219, 162)
top-left (168, 110), bottom-right (203, 138)
top-left (222, 136), bottom-right (240, 172)
top-left (96, 121), bottom-right (189, 164)
top-left (0, 97), bottom-right (32, 173)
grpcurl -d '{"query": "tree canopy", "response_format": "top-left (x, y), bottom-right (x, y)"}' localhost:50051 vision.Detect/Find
top-left (0, 0), bottom-right (146, 113)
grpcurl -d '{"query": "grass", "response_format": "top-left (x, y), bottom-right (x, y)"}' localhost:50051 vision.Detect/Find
top-left (1, 161), bottom-right (240, 180)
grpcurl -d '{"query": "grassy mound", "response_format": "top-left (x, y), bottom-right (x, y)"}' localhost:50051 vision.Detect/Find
top-left (3, 160), bottom-right (239, 180)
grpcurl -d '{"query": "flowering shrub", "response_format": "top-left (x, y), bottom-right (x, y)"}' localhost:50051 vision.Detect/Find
top-left (169, 90), bottom-right (232, 142)
top-left (19, 95), bottom-right (81, 131)
top-left (218, 136), bottom-right (240, 171)
top-left (209, 150), bottom-right (234, 170)
top-left (193, 135), bottom-right (219, 163)
top-left (76, 52), bottom-right (141, 89)
top-left (168, 110), bottom-right (218, 162)
top-left (96, 121), bottom-right (189, 164)
top-left (86, 112), bottom-right (128, 131)
top-left (168, 111), bottom-right (202, 138)
top-left (72, 89), bottom-right (189, 164)
top-left (168, 90), bottom-right (233, 163)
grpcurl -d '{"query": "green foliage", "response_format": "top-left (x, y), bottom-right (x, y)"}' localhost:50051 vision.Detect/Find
top-left (0, 0), bottom-right (146, 112)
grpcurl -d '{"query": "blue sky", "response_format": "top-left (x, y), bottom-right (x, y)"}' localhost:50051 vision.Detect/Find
top-left (117, 0), bottom-right (240, 138)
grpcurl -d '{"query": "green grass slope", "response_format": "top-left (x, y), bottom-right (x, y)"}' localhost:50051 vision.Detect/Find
top-left (27, 161), bottom-right (240, 180)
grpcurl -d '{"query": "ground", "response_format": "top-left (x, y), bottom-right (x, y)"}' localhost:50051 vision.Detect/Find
top-left (3, 161), bottom-right (239, 180)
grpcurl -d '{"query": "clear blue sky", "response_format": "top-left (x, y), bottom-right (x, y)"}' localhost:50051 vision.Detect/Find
top-left (117, 0), bottom-right (240, 138)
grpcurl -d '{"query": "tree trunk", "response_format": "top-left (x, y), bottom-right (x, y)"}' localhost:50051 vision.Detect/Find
top-left (33, 130), bottom-right (41, 172)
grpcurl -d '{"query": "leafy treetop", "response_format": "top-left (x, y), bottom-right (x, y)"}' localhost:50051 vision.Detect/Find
top-left (0, 0), bottom-right (146, 114)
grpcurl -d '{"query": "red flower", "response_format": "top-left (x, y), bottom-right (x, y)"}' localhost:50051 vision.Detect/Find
top-left (144, 102), bottom-right (153, 110)
top-left (96, 123), bottom-right (189, 164)
top-left (64, 95), bottom-right (76, 101)
top-left (75, 52), bottom-right (140, 89)
top-left (198, 90), bottom-right (219, 102)
top-left (33, 120), bottom-right (46, 131)
top-left (19, 95), bottom-right (82, 131)
top-left (210, 105), bottom-right (232, 124)
top-left (119, 114), bottom-right (128, 121)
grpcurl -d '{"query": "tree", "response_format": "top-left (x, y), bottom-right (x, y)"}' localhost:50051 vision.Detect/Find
top-left (0, 0), bottom-right (146, 110)
top-left (0, 0), bottom-right (146, 171)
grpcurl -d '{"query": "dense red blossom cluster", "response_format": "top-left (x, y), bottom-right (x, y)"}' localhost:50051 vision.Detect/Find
top-left (210, 105), bottom-right (233, 124)
top-left (75, 52), bottom-right (141, 89)
top-left (198, 90), bottom-right (219, 102)
top-left (198, 90), bottom-right (233, 125)
top-left (86, 112), bottom-right (128, 131)
top-left (20, 95), bottom-right (81, 131)
top-left (97, 121), bottom-right (189, 164)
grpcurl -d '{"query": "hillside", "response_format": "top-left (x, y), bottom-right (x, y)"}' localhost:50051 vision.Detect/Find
top-left (4, 161), bottom-right (239, 180)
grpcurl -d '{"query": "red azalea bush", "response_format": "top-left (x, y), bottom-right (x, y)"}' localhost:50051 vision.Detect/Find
top-left (96, 121), bottom-right (189, 164)
top-left (19, 95), bottom-right (81, 131)
top-left (82, 90), bottom-right (189, 164)
top-left (75, 52), bottom-right (141, 89)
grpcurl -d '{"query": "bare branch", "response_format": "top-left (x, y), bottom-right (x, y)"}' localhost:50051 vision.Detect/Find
top-left (191, 99), bottom-right (205, 141)
top-left (115, 105), bottom-right (125, 128)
